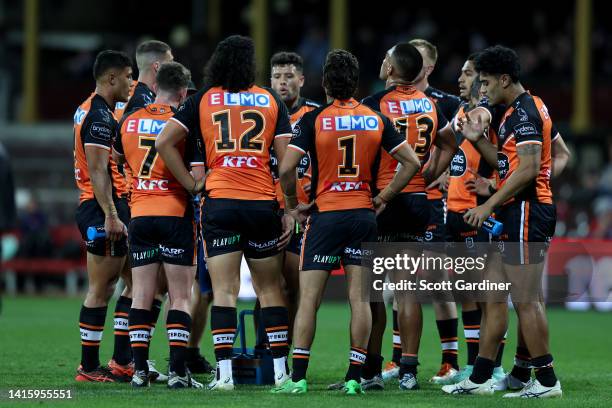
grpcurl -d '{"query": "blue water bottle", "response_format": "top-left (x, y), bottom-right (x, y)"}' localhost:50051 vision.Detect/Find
top-left (87, 226), bottom-right (106, 240)
top-left (482, 216), bottom-right (503, 236)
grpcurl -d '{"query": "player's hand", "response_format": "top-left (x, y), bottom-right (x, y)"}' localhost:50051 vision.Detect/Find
top-left (105, 213), bottom-right (127, 241)
top-left (458, 111), bottom-right (486, 143)
top-left (277, 214), bottom-right (294, 249)
top-left (465, 169), bottom-right (494, 197)
top-left (288, 201), bottom-right (314, 229)
top-left (372, 196), bottom-right (387, 216)
top-left (302, 183), bottom-right (311, 194)
top-left (426, 171), bottom-right (449, 193)
top-left (463, 204), bottom-right (493, 228)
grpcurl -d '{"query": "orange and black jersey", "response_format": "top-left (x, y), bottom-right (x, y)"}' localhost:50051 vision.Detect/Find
top-left (486, 92), bottom-right (554, 204)
top-left (113, 103), bottom-right (204, 218)
top-left (271, 97), bottom-right (320, 207)
top-left (288, 98), bottom-right (406, 212)
top-left (114, 81), bottom-right (155, 119)
top-left (362, 85), bottom-right (449, 194)
top-left (73, 93), bottom-right (127, 204)
top-left (447, 102), bottom-right (497, 213)
top-left (171, 85), bottom-right (292, 201)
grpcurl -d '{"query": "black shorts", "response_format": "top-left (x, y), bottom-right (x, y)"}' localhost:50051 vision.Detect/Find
top-left (75, 197), bottom-right (130, 257)
top-left (377, 193), bottom-right (429, 242)
top-left (129, 215), bottom-right (195, 267)
top-left (446, 210), bottom-right (491, 245)
top-left (425, 198), bottom-right (446, 244)
top-left (201, 198), bottom-right (282, 259)
top-left (275, 209), bottom-right (303, 255)
top-left (495, 201), bottom-right (556, 265)
top-left (301, 209), bottom-right (377, 271)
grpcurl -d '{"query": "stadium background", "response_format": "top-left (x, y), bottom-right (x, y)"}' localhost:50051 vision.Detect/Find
top-left (0, 0), bottom-right (611, 406)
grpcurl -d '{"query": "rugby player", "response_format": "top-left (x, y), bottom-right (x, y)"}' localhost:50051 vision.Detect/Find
top-left (110, 39), bottom-right (174, 383)
top-left (443, 45), bottom-right (562, 398)
top-left (361, 43), bottom-right (457, 391)
top-left (113, 62), bottom-right (203, 388)
top-left (269, 51), bottom-right (320, 341)
top-left (157, 35), bottom-right (294, 391)
top-left (273, 49), bottom-right (421, 395)
top-left (73, 50), bottom-right (132, 382)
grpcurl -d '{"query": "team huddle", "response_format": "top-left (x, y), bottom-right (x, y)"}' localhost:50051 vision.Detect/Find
top-left (72, 34), bottom-right (569, 398)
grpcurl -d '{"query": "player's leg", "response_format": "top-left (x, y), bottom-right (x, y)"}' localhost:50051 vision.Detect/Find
top-left (282, 249), bottom-right (301, 344)
top-left (108, 259), bottom-right (134, 381)
top-left (186, 268), bottom-right (214, 374)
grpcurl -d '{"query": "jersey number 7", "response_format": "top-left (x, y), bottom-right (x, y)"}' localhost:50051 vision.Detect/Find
top-left (138, 136), bottom-right (158, 178)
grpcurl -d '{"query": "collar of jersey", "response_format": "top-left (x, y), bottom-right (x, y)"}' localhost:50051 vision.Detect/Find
top-left (332, 98), bottom-right (359, 109)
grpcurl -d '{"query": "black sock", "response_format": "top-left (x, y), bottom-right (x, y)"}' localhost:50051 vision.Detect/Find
top-left (186, 347), bottom-right (200, 361)
top-left (510, 346), bottom-right (531, 382)
top-left (532, 354), bottom-right (557, 387)
top-left (79, 305), bottom-right (107, 371)
top-left (399, 354), bottom-right (418, 377)
top-left (462, 308), bottom-right (481, 366)
top-left (210, 306), bottom-right (237, 361)
top-left (167, 309), bottom-right (191, 377)
top-left (363, 354), bottom-right (383, 379)
top-left (345, 347), bottom-right (367, 382)
top-left (261, 306), bottom-right (289, 358)
top-left (112, 296), bottom-right (132, 365)
top-left (128, 308), bottom-right (151, 372)
top-left (495, 333), bottom-right (507, 367)
top-left (149, 299), bottom-right (162, 339)
top-left (436, 318), bottom-right (459, 369)
top-left (392, 309), bottom-right (401, 364)
top-left (292, 348), bottom-right (310, 382)
top-left (470, 356), bottom-right (495, 384)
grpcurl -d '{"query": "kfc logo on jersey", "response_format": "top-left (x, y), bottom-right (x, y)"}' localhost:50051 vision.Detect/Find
top-left (321, 115), bottom-right (379, 131)
top-left (387, 98), bottom-right (434, 115)
top-left (135, 179), bottom-right (169, 191)
top-left (126, 118), bottom-right (167, 135)
top-left (209, 92), bottom-right (270, 107)
top-left (327, 181), bottom-right (368, 192)
top-left (219, 156), bottom-right (261, 168)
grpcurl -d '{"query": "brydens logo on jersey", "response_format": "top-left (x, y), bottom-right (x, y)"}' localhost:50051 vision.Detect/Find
top-left (321, 115), bottom-right (379, 131)
top-left (125, 118), bottom-right (167, 135)
top-left (449, 148), bottom-right (467, 177)
top-left (209, 91), bottom-right (270, 107)
top-left (386, 98), bottom-right (434, 115)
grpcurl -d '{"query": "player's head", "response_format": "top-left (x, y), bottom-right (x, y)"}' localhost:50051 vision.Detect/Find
top-left (458, 52), bottom-right (480, 100)
top-left (322, 49), bottom-right (359, 100)
top-left (474, 45), bottom-right (521, 105)
top-left (270, 52), bottom-right (305, 105)
top-left (204, 35), bottom-right (256, 93)
top-left (93, 50), bottom-right (133, 103)
top-left (379, 42), bottom-right (423, 83)
top-left (155, 62), bottom-right (191, 105)
top-left (135, 40), bottom-right (173, 75)
top-left (409, 39), bottom-right (437, 81)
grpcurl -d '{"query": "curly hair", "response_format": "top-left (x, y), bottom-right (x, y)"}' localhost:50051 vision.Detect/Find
top-left (323, 49), bottom-right (359, 100)
top-left (474, 45), bottom-right (521, 82)
top-left (204, 35), bottom-right (256, 92)
top-left (270, 51), bottom-right (304, 72)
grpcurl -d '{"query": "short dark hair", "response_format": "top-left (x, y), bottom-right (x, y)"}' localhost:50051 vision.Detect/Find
top-left (391, 43), bottom-right (423, 82)
top-left (474, 45), bottom-right (521, 82)
top-left (156, 62), bottom-right (191, 94)
top-left (135, 40), bottom-right (171, 70)
top-left (204, 35), bottom-right (256, 93)
top-left (270, 52), bottom-right (304, 72)
top-left (323, 50), bottom-right (359, 100)
top-left (467, 52), bottom-right (480, 63)
top-left (93, 50), bottom-right (132, 81)
top-left (470, 75), bottom-right (482, 100)
top-left (409, 39), bottom-right (438, 64)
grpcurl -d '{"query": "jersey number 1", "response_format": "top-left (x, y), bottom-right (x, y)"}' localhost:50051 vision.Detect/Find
top-left (338, 135), bottom-right (359, 177)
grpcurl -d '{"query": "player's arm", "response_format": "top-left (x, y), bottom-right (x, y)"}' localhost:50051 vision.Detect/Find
top-left (458, 106), bottom-right (499, 169)
top-left (111, 126), bottom-right (126, 166)
top-left (423, 122), bottom-right (457, 185)
top-left (464, 141), bottom-right (542, 228)
top-left (551, 128), bottom-right (570, 178)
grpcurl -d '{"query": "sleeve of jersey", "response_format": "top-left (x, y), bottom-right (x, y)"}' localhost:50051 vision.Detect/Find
top-left (380, 116), bottom-right (407, 154)
top-left (513, 115), bottom-right (543, 146)
top-left (170, 94), bottom-right (199, 134)
top-left (186, 133), bottom-right (205, 168)
top-left (361, 96), bottom-right (379, 111)
top-left (288, 113), bottom-right (314, 154)
top-left (82, 110), bottom-right (115, 151)
top-left (112, 126), bottom-right (124, 155)
top-left (435, 102), bottom-right (450, 131)
top-left (274, 97), bottom-right (293, 139)
top-left (551, 123), bottom-right (561, 141)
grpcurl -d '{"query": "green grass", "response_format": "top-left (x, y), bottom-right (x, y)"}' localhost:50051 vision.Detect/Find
top-left (0, 297), bottom-right (611, 407)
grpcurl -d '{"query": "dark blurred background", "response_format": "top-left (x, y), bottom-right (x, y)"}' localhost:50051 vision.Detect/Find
top-left (0, 0), bottom-right (610, 295)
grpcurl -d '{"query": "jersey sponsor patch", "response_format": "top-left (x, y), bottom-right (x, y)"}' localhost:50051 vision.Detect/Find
top-left (320, 115), bottom-right (379, 131)
top-left (89, 121), bottom-right (113, 142)
top-left (386, 98), bottom-right (434, 115)
top-left (125, 118), bottom-right (167, 135)
top-left (514, 122), bottom-right (539, 137)
top-left (449, 148), bottom-right (467, 177)
top-left (74, 107), bottom-right (87, 125)
top-left (497, 152), bottom-right (510, 180)
top-left (208, 91), bottom-right (271, 107)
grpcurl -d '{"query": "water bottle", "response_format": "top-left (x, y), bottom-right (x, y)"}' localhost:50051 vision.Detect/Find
top-left (87, 226), bottom-right (106, 240)
top-left (482, 216), bottom-right (503, 236)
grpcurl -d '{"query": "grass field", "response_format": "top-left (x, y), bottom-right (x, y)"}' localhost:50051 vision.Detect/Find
top-left (0, 297), bottom-right (611, 407)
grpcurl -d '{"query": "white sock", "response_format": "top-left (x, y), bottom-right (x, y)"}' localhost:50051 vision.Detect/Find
top-left (219, 359), bottom-right (233, 380)
top-left (273, 356), bottom-right (288, 377)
